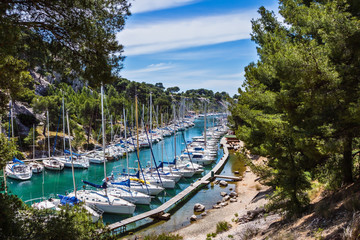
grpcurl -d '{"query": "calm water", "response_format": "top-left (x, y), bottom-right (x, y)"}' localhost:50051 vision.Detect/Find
top-left (7, 117), bottom-right (222, 224)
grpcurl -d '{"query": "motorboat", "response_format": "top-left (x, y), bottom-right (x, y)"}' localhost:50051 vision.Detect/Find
top-left (6, 158), bottom-right (32, 180)
top-left (43, 159), bottom-right (65, 171)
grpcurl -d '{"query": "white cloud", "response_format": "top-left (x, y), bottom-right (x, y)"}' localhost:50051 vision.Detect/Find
top-left (129, 0), bottom-right (198, 13)
top-left (117, 11), bottom-right (253, 56)
top-left (127, 62), bottom-right (174, 74)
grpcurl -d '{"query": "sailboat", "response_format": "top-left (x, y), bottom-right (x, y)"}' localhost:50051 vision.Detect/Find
top-left (5, 101), bottom-right (33, 180)
top-left (28, 125), bottom-right (44, 173)
top-left (107, 95), bottom-right (164, 196)
top-left (72, 85), bottom-right (136, 214)
top-left (43, 106), bottom-right (64, 171)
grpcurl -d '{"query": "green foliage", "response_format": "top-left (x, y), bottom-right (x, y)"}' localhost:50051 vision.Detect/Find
top-left (144, 233), bottom-right (183, 240)
top-left (216, 221), bottom-right (231, 233)
top-left (230, 0), bottom-right (360, 216)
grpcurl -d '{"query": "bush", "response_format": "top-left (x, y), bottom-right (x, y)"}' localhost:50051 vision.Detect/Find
top-left (216, 221), bottom-right (231, 233)
top-left (144, 233), bottom-right (183, 240)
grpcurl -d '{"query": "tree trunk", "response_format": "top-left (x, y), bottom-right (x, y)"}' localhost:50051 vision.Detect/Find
top-left (343, 135), bottom-right (353, 183)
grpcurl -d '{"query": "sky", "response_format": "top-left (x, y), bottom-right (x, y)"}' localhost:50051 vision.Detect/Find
top-left (117, 0), bottom-right (279, 96)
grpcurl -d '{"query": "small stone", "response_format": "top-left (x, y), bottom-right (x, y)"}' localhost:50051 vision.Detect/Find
top-left (220, 202), bottom-right (228, 207)
top-left (220, 192), bottom-right (227, 197)
top-left (194, 203), bottom-right (205, 212)
top-left (229, 188), bottom-right (233, 191)
top-left (222, 196), bottom-right (230, 202)
top-left (230, 198), bottom-right (237, 203)
top-left (190, 215), bottom-right (197, 221)
top-left (234, 171), bottom-right (239, 174)
top-left (219, 180), bottom-right (228, 187)
top-left (229, 191), bottom-right (238, 198)
top-left (201, 212), bottom-right (207, 216)
top-left (217, 201), bottom-right (222, 205)
top-left (213, 205), bottom-right (221, 209)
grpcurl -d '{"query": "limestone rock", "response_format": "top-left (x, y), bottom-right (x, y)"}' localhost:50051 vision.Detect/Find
top-left (219, 180), bottom-right (228, 187)
top-left (222, 196), bottom-right (230, 202)
top-left (220, 202), bottom-right (228, 207)
top-left (213, 205), bottom-right (221, 209)
top-left (229, 191), bottom-right (238, 198)
top-left (230, 198), bottom-right (237, 203)
top-left (201, 212), bottom-right (207, 216)
top-left (234, 171), bottom-right (239, 174)
top-left (220, 192), bottom-right (227, 197)
top-left (190, 215), bottom-right (197, 221)
top-left (194, 203), bottom-right (205, 212)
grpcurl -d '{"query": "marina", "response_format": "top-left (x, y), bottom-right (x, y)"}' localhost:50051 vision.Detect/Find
top-left (109, 137), bottom-right (230, 234)
top-left (6, 114), bottom-right (230, 229)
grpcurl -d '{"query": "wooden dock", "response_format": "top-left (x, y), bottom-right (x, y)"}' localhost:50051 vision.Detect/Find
top-left (214, 175), bottom-right (241, 181)
top-left (109, 137), bottom-right (230, 234)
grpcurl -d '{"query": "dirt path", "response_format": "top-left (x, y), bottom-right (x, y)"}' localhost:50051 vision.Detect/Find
top-left (174, 166), bottom-right (269, 240)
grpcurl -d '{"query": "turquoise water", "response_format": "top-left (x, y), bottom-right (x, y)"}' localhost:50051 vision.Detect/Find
top-left (7, 117), bottom-right (222, 225)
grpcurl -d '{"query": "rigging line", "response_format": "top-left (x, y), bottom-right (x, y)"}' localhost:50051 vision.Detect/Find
top-left (143, 125), bottom-right (164, 188)
top-left (128, 128), bottom-right (150, 195)
top-left (52, 105), bottom-right (62, 156)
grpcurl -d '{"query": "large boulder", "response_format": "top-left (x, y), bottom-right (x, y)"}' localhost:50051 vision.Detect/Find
top-left (194, 203), bottom-right (205, 212)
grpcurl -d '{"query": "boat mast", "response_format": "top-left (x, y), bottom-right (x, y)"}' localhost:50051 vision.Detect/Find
top-left (135, 95), bottom-right (140, 170)
top-left (62, 94), bottom-right (65, 152)
top-left (101, 84), bottom-right (107, 193)
top-left (124, 108), bottom-right (129, 181)
top-left (47, 110), bottom-right (50, 158)
top-left (150, 92), bottom-right (153, 174)
top-left (204, 101), bottom-right (207, 149)
top-left (66, 111), bottom-right (76, 198)
top-left (173, 104), bottom-right (176, 168)
top-left (11, 99), bottom-right (14, 138)
top-left (33, 124), bottom-right (35, 160)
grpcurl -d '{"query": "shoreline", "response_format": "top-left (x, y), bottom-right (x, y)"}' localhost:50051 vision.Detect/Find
top-left (173, 159), bottom-right (269, 239)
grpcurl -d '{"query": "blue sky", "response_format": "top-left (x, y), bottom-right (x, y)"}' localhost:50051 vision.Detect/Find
top-left (117, 0), bottom-right (279, 96)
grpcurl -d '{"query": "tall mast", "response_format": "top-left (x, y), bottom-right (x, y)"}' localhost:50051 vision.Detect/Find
top-left (135, 95), bottom-right (140, 170)
top-left (66, 111), bottom-right (76, 198)
top-left (110, 115), bottom-right (113, 144)
top-left (173, 104), bottom-right (176, 167)
top-left (161, 113), bottom-right (164, 164)
top-left (204, 101), bottom-right (207, 149)
top-left (33, 124), bottom-right (35, 160)
top-left (11, 99), bottom-right (14, 138)
top-left (150, 92), bottom-right (153, 173)
top-left (101, 84), bottom-right (107, 187)
top-left (124, 109), bottom-right (129, 180)
top-left (47, 110), bottom-right (50, 158)
top-left (62, 95), bottom-right (65, 152)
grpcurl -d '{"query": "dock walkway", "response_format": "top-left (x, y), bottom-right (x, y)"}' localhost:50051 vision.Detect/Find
top-left (109, 137), bottom-right (230, 234)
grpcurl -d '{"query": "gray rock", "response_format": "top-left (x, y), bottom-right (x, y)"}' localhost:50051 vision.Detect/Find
top-left (222, 196), bottom-right (230, 202)
top-left (230, 198), bottom-right (237, 203)
top-left (194, 203), bottom-right (205, 212)
top-left (219, 180), bottom-right (228, 187)
top-left (234, 171), bottom-right (240, 174)
top-left (213, 205), bottom-right (221, 209)
top-left (201, 212), bottom-right (207, 216)
top-left (190, 215), bottom-right (197, 221)
top-left (229, 191), bottom-right (238, 198)
top-left (220, 202), bottom-right (228, 207)
top-left (229, 188), bottom-right (233, 191)
top-left (220, 192), bottom-right (227, 197)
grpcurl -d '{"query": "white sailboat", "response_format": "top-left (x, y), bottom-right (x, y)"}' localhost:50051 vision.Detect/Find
top-left (74, 85), bottom-right (136, 214)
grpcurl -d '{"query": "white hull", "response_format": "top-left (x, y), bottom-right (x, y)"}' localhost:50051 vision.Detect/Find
top-left (43, 159), bottom-right (65, 171)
